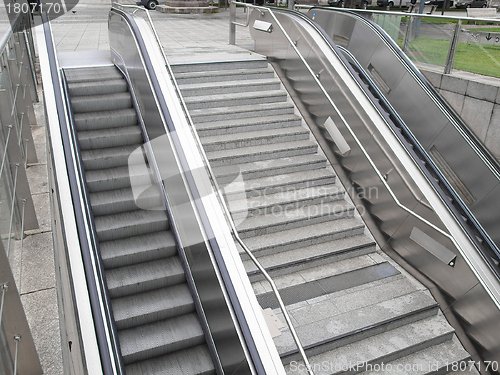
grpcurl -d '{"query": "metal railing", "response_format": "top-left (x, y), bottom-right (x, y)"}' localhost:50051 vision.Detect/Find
top-left (115, 3), bottom-right (314, 374)
top-left (0, 10), bottom-right (42, 375)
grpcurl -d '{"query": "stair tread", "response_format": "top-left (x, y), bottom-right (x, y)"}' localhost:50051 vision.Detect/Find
top-left (358, 336), bottom-right (472, 375)
top-left (106, 256), bottom-right (185, 298)
top-left (185, 89), bottom-right (286, 104)
top-left (124, 344), bottom-right (215, 375)
top-left (201, 126), bottom-right (309, 147)
top-left (196, 113), bottom-right (301, 131)
top-left (189, 101), bottom-right (295, 117)
top-left (243, 232), bottom-right (375, 275)
top-left (100, 231), bottom-right (177, 269)
top-left (286, 313), bottom-right (455, 375)
top-left (174, 66), bottom-right (275, 79)
top-left (119, 313), bottom-right (205, 364)
top-left (273, 289), bottom-right (438, 355)
top-left (179, 77), bottom-right (281, 92)
top-left (112, 283), bottom-right (194, 330)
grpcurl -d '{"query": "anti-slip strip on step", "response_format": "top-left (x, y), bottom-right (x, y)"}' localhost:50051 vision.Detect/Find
top-left (257, 262), bottom-right (399, 310)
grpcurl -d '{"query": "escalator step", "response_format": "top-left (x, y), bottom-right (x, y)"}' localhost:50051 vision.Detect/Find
top-left (71, 92), bottom-right (132, 113)
top-left (119, 313), bottom-right (206, 364)
top-left (74, 109), bottom-right (138, 131)
top-left (77, 126), bottom-right (143, 150)
top-left (100, 231), bottom-right (177, 269)
top-left (90, 185), bottom-right (162, 216)
top-left (124, 344), bottom-right (215, 375)
top-left (85, 165), bottom-right (152, 193)
top-left (106, 256), bottom-right (185, 298)
top-left (94, 210), bottom-right (168, 242)
top-left (81, 144), bottom-right (140, 171)
top-left (65, 66), bottom-right (123, 83)
top-left (112, 284), bottom-right (195, 330)
top-left (68, 78), bottom-right (128, 96)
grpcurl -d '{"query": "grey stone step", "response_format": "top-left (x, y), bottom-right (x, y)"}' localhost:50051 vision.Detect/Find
top-left (201, 126), bottom-right (310, 152)
top-left (220, 168), bottom-right (336, 199)
top-left (244, 234), bottom-right (376, 282)
top-left (119, 313), bottom-right (205, 364)
top-left (179, 78), bottom-right (281, 96)
top-left (185, 90), bottom-right (287, 110)
top-left (85, 165), bottom-right (152, 193)
top-left (206, 140), bottom-right (318, 167)
top-left (64, 66), bottom-right (123, 83)
top-left (275, 289), bottom-right (439, 360)
top-left (213, 155), bottom-right (328, 184)
top-left (357, 336), bottom-right (473, 375)
top-left (284, 313), bottom-right (455, 375)
top-left (124, 344), bottom-right (215, 375)
top-left (81, 145), bottom-right (140, 171)
top-left (90, 185), bottom-right (163, 216)
top-left (70, 92), bottom-right (132, 113)
top-left (195, 114), bottom-right (302, 137)
top-left (106, 256), bottom-right (185, 298)
top-left (237, 198), bottom-right (353, 239)
top-left (68, 78), bottom-right (128, 96)
top-left (171, 59), bottom-right (268, 73)
top-left (94, 210), bottom-right (168, 242)
top-left (189, 102), bottom-right (295, 123)
top-left (227, 184), bottom-right (345, 220)
top-left (112, 283), bottom-right (195, 330)
top-left (77, 126), bottom-right (142, 150)
top-left (100, 231), bottom-right (177, 269)
top-left (173, 67), bottom-right (275, 84)
top-left (74, 109), bottom-right (138, 131)
top-left (243, 216), bottom-right (365, 258)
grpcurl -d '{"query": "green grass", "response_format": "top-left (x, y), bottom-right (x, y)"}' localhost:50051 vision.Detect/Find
top-left (408, 37), bottom-right (500, 77)
top-left (466, 27), bottom-right (500, 32)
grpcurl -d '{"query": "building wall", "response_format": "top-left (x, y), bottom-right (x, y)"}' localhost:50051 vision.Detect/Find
top-left (420, 68), bottom-right (500, 161)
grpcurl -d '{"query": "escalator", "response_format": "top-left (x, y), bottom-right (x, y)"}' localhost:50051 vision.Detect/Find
top-left (65, 65), bottom-right (214, 374)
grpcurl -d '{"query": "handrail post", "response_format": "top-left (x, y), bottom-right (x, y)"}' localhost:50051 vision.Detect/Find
top-left (444, 19), bottom-right (461, 74)
top-left (402, 14), bottom-right (413, 53)
top-left (230, 0), bottom-right (236, 45)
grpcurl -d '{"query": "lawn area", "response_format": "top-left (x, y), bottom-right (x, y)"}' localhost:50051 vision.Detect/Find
top-left (408, 37), bottom-right (500, 78)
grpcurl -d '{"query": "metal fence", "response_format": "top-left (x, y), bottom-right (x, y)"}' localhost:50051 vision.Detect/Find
top-left (0, 10), bottom-right (42, 375)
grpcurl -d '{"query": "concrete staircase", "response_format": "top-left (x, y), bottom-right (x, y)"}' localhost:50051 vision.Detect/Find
top-left (65, 66), bottom-right (215, 375)
top-left (172, 57), bottom-right (479, 375)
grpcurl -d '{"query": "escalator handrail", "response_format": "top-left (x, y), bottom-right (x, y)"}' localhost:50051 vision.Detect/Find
top-left (40, 12), bottom-right (123, 375)
top-left (110, 7), bottom-right (274, 375)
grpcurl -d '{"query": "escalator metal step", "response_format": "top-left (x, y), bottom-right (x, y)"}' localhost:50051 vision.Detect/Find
top-left (81, 145), bottom-right (140, 171)
top-left (106, 256), bottom-right (185, 299)
top-left (74, 109), bottom-right (138, 131)
top-left (90, 185), bottom-right (163, 216)
top-left (119, 313), bottom-right (206, 364)
top-left (85, 165), bottom-right (152, 193)
top-left (77, 126), bottom-right (143, 150)
top-left (71, 92), bottom-right (132, 113)
top-left (68, 78), bottom-right (128, 96)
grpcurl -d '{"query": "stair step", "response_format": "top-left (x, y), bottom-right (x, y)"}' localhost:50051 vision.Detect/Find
top-left (195, 114), bottom-right (302, 137)
top-left (81, 145), bottom-right (140, 171)
top-left (284, 313), bottom-right (455, 375)
top-left (124, 344), bottom-right (215, 375)
top-left (173, 67), bottom-right (275, 84)
top-left (228, 184), bottom-right (344, 220)
top-left (90, 185), bottom-right (163, 216)
top-left (179, 78), bottom-right (281, 96)
top-left (357, 336), bottom-right (473, 375)
top-left (106, 256), bottom-right (185, 298)
top-left (70, 92), bottom-right (132, 113)
top-left (243, 216), bottom-right (365, 258)
top-left (237, 199), bottom-right (354, 239)
top-left (275, 289), bottom-right (439, 359)
top-left (206, 140), bottom-right (318, 167)
top-left (112, 284), bottom-right (195, 330)
top-left (245, 234), bottom-right (376, 281)
top-left (185, 90), bottom-right (287, 110)
top-left (74, 109), bottom-right (138, 131)
top-left (68, 78), bottom-right (128, 96)
top-left (201, 126), bottom-right (310, 152)
top-left (189, 102), bottom-right (295, 123)
top-left (77, 126), bottom-right (143, 150)
top-left (220, 168), bottom-right (335, 199)
top-left (100, 231), bottom-right (177, 269)
top-left (213, 155), bottom-right (327, 184)
top-left (171, 59), bottom-right (268, 73)
top-left (119, 313), bottom-right (205, 364)
top-left (85, 165), bottom-right (152, 193)
top-left (94, 210), bottom-right (168, 242)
